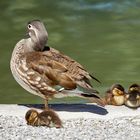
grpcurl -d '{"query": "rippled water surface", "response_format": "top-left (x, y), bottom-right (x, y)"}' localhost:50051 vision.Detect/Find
top-left (0, 0), bottom-right (139, 103)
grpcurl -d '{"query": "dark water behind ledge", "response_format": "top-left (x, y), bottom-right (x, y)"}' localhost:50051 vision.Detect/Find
top-left (0, 0), bottom-right (139, 103)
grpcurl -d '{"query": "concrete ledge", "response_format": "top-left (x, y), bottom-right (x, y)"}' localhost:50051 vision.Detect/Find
top-left (0, 104), bottom-right (140, 120)
top-left (1, 104), bottom-right (140, 140)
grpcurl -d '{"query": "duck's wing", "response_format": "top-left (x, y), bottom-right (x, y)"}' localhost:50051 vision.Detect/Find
top-left (43, 47), bottom-right (100, 90)
top-left (23, 48), bottom-right (105, 105)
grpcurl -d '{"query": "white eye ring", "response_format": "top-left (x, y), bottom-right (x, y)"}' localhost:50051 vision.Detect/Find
top-left (28, 24), bottom-right (32, 29)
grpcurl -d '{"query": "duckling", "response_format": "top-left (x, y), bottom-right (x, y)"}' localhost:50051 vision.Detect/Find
top-left (25, 109), bottom-right (62, 128)
top-left (104, 84), bottom-right (125, 106)
top-left (125, 84), bottom-right (140, 108)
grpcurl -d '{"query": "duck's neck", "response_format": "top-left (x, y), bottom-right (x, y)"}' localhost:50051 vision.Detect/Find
top-left (28, 30), bottom-right (47, 52)
top-left (25, 37), bottom-right (45, 53)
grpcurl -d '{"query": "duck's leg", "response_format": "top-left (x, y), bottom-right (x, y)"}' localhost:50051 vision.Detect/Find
top-left (44, 97), bottom-right (49, 110)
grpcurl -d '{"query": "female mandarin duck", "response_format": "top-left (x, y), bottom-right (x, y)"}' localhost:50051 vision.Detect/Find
top-left (10, 20), bottom-right (104, 109)
top-left (125, 84), bottom-right (140, 108)
top-left (104, 84), bottom-right (126, 106)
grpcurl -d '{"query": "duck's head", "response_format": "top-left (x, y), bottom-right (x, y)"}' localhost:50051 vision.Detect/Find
top-left (111, 84), bottom-right (125, 96)
top-left (25, 109), bottom-right (39, 125)
top-left (27, 20), bottom-right (48, 51)
top-left (129, 84), bottom-right (140, 93)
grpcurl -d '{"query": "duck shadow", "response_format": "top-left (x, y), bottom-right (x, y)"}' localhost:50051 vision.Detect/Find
top-left (19, 104), bottom-right (108, 115)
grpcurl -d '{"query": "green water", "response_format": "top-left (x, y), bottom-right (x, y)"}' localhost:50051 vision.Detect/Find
top-left (0, 0), bottom-right (139, 103)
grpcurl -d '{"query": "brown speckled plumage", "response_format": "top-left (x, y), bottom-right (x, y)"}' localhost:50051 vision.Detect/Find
top-left (10, 20), bottom-right (104, 109)
top-left (25, 109), bottom-right (62, 128)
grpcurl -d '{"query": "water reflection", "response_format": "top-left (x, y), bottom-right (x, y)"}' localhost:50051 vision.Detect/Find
top-left (0, 0), bottom-right (139, 103)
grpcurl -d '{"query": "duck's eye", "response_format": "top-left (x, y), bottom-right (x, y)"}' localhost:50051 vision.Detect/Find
top-left (28, 24), bottom-right (32, 29)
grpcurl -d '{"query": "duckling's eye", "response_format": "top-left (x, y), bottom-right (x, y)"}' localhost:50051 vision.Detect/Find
top-left (28, 24), bottom-right (32, 29)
